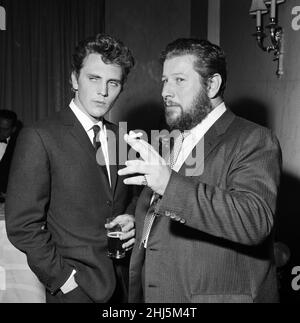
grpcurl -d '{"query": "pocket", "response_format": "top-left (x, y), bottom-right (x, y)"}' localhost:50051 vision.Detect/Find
top-left (58, 245), bottom-right (95, 266)
top-left (60, 285), bottom-right (92, 303)
top-left (191, 294), bottom-right (253, 303)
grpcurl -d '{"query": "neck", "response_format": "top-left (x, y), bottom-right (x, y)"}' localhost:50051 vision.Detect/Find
top-left (210, 96), bottom-right (223, 109)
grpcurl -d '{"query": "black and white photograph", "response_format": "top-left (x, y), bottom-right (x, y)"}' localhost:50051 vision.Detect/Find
top-left (0, 0), bottom-right (300, 310)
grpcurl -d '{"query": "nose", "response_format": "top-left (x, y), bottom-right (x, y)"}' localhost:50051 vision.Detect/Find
top-left (161, 81), bottom-right (174, 100)
top-left (98, 82), bottom-right (108, 97)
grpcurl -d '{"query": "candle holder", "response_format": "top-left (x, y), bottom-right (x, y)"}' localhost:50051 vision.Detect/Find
top-left (0, 5), bottom-right (6, 31)
top-left (249, 0), bottom-right (285, 78)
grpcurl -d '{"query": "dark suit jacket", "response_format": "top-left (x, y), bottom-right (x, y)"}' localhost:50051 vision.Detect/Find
top-left (129, 109), bottom-right (282, 303)
top-left (0, 134), bottom-right (18, 193)
top-left (5, 108), bottom-right (136, 302)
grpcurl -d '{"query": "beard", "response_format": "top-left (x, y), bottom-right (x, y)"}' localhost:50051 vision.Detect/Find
top-left (164, 89), bottom-right (213, 132)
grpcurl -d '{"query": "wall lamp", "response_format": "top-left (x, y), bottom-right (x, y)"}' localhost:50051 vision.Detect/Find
top-left (249, 0), bottom-right (285, 77)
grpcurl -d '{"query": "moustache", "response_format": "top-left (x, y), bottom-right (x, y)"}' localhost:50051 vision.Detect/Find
top-left (164, 100), bottom-right (181, 108)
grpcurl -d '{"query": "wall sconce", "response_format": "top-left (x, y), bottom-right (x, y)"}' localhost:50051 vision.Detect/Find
top-left (249, 0), bottom-right (285, 77)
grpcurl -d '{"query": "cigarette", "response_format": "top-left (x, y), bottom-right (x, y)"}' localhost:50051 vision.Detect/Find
top-left (125, 131), bottom-right (143, 141)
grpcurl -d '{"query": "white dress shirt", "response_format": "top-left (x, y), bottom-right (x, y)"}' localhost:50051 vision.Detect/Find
top-left (0, 137), bottom-right (10, 161)
top-left (173, 102), bottom-right (227, 172)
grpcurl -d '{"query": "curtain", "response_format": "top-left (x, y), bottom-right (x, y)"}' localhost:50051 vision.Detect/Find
top-left (0, 0), bottom-right (105, 125)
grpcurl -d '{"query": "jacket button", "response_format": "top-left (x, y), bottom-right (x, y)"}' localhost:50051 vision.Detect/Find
top-left (106, 200), bottom-right (112, 207)
top-left (170, 213), bottom-right (176, 219)
top-left (180, 219), bottom-right (186, 224)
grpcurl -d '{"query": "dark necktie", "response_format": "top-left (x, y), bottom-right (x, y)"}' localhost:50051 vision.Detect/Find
top-left (92, 125), bottom-right (101, 150)
top-left (92, 125), bottom-right (109, 181)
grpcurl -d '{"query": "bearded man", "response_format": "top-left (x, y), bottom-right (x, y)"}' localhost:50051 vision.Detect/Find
top-left (119, 38), bottom-right (282, 303)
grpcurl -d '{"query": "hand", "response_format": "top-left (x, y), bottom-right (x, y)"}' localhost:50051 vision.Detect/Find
top-left (105, 214), bottom-right (135, 251)
top-left (118, 131), bottom-right (172, 195)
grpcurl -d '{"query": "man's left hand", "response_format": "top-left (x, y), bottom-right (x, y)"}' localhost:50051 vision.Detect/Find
top-left (105, 214), bottom-right (135, 251)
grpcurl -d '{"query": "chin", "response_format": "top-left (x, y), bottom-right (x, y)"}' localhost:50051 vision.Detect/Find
top-left (92, 107), bottom-right (108, 118)
top-left (166, 109), bottom-right (180, 121)
top-left (166, 118), bottom-right (180, 130)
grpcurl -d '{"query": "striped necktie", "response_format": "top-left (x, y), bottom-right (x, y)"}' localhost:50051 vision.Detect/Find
top-left (139, 192), bottom-right (160, 248)
top-left (140, 132), bottom-right (185, 248)
top-left (169, 132), bottom-right (184, 169)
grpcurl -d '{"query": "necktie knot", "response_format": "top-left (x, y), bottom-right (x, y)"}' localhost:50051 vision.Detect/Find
top-left (92, 125), bottom-right (100, 135)
top-left (92, 125), bottom-right (101, 150)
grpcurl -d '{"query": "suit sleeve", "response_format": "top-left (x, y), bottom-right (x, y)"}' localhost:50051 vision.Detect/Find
top-left (5, 127), bottom-right (73, 293)
top-left (157, 128), bottom-right (282, 246)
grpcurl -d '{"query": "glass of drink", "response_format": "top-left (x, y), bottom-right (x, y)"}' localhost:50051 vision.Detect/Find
top-left (106, 217), bottom-right (125, 259)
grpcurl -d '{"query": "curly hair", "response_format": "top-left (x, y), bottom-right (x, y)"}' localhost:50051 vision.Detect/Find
top-left (161, 38), bottom-right (227, 97)
top-left (72, 34), bottom-right (135, 84)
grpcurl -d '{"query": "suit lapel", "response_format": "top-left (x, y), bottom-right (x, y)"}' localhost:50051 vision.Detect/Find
top-left (69, 119), bottom-right (95, 159)
top-left (61, 108), bottom-right (111, 193)
top-left (179, 109), bottom-right (236, 176)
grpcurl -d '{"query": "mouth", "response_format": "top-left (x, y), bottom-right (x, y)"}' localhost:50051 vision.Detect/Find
top-left (93, 100), bottom-right (107, 108)
top-left (164, 104), bottom-right (181, 110)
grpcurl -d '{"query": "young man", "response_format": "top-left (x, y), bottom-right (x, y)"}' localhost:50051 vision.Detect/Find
top-left (119, 38), bottom-right (282, 303)
top-left (6, 34), bottom-right (136, 303)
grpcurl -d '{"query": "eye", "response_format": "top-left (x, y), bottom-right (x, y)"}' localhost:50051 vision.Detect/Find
top-left (89, 77), bottom-right (98, 82)
top-left (175, 77), bottom-right (185, 84)
top-left (108, 81), bottom-right (121, 87)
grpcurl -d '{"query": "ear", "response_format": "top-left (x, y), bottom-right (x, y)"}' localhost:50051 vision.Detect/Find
top-left (71, 72), bottom-right (79, 91)
top-left (206, 73), bottom-right (222, 99)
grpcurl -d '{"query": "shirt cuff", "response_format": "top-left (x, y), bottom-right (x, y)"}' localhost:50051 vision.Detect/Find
top-left (60, 269), bottom-right (77, 294)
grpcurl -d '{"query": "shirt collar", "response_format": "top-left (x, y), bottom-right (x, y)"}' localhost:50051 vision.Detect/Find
top-left (188, 101), bottom-right (226, 138)
top-left (0, 137), bottom-right (10, 144)
top-left (69, 99), bottom-right (103, 132)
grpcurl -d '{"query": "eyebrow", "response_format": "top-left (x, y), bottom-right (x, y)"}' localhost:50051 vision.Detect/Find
top-left (87, 74), bottom-right (122, 83)
top-left (108, 79), bottom-right (122, 83)
top-left (87, 73), bottom-right (100, 78)
top-left (162, 72), bottom-right (186, 79)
